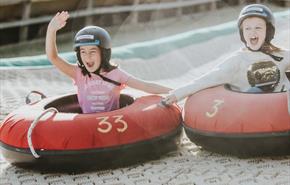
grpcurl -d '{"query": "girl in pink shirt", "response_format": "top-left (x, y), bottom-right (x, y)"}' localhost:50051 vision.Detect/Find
top-left (46, 11), bottom-right (171, 113)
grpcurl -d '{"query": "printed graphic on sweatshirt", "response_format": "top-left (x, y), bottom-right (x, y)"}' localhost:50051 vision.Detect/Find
top-left (84, 80), bottom-right (115, 112)
top-left (247, 61), bottom-right (280, 91)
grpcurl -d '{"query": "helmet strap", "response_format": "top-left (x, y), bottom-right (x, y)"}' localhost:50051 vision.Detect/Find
top-left (262, 52), bottom-right (283, 62)
top-left (93, 65), bottom-right (102, 75)
top-left (96, 73), bottom-right (121, 86)
top-left (91, 62), bottom-right (121, 86)
top-left (246, 43), bottom-right (283, 62)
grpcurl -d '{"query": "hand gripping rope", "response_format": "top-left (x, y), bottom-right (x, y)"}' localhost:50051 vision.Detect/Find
top-left (27, 108), bottom-right (58, 158)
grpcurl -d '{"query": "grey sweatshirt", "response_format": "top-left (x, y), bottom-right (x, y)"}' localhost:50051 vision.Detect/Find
top-left (172, 48), bottom-right (290, 112)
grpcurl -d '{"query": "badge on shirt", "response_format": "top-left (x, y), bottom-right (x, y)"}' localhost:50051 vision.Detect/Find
top-left (247, 61), bottom-right (280, 92)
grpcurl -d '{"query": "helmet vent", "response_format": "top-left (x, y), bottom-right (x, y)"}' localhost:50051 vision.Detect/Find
top-left (76, 35), bottom-right (94, 41)
top-left (244, 7), bottom-right (264, 14)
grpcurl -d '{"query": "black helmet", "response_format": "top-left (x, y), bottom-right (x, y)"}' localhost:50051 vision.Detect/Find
top-left (238, 4), bottom-right (275, 43)
top-left (74, 26), bottom-right (113, 76)
top-left (74, 26), bottom-right (111, 50)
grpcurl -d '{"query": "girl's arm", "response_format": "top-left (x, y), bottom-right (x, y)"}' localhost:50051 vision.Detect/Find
top-left (46, 11), bottom-right (76, 79)
top-left (163, 56), bottom-right (238, 105)
top-left (287, 82), bottom-right (290, 115)
top-left (126, 76), bottom-right (172, 94)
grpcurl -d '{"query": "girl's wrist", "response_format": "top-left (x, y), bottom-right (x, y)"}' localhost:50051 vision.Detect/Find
top-left (47, 27), bottom-right (58, 34)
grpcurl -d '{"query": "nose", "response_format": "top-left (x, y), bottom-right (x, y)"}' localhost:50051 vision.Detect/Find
top-left (249, 30), bottom-right (257, 37)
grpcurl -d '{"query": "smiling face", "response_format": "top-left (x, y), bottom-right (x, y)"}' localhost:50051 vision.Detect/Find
top-left (242, 17), bottom-right (267, 51)
top-left (80, 45), bottom-right (102, 73)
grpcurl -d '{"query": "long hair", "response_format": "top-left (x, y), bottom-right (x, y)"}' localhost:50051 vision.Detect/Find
top-left (260, 42), bottom-right (281, 54)
top-left (76, 47), bottom-right (117, 77)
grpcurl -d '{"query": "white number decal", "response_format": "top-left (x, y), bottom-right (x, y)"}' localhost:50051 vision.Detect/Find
top-left (206, 99), bottom-right (224, 118)
top-left (96, 115), bottom-right (128, 133)
top-left (96, 116), bottom-right (112, 133)
top-left (113, 115), bottom-right (128, 132)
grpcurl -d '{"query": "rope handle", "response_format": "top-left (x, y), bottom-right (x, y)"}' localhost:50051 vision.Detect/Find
top-left (25, 91), bottom-right (47, 104)
top-left (27, 108), bottom-right (58, 158)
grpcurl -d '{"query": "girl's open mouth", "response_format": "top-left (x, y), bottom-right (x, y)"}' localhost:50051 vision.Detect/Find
top-left (250, 36), bottom-right (258, 45)
top-left (86, 62), bottom-right (94, 68)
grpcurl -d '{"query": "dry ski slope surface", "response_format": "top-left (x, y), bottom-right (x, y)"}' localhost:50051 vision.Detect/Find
top-left (0, 12), bottom-right (289, 185)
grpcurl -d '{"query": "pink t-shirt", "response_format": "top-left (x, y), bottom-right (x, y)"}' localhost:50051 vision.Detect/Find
top-left (74, 67), bottom-right (130, 113)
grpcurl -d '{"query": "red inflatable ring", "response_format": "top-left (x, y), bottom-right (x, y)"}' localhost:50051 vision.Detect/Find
top-left (0, 93), bottom-right (182, 168)
top-left (183, 85), bottom-right (290, 157)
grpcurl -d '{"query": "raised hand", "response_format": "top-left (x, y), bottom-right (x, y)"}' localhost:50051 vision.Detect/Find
top-left (48, 11), bottom-right (69, 32)
top-left (45, 11), bottom-right (75, 79)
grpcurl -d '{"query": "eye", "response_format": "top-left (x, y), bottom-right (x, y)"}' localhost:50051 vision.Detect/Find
top-left (81, 50), bottom-right (86, 55)
top-left (90, 50), bottom-right (98, 55)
